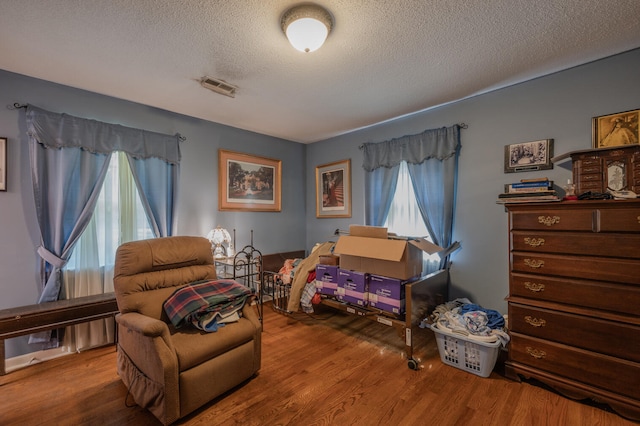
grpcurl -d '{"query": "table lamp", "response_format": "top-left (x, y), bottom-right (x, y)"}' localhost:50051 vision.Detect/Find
top-left (207, 226), bottom-right (233, 259)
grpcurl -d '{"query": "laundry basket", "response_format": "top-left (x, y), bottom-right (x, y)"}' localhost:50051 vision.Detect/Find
top-left (432, 324), bottom-right (501, 378)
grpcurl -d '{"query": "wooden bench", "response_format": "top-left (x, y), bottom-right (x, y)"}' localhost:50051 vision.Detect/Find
top-left (0, 292), bottom-right (119, 375)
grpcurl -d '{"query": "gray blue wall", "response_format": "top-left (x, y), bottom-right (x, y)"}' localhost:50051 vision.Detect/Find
top-left (306, 48), bottom-right (640, 313)
top-left (0, 70), bottom-right (306, 357)
top-left (1, 48), bottom-right (639, 358)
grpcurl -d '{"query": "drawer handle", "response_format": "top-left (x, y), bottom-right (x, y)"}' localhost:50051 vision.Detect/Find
top-left (524, 281), bottom-right (545, 292)
top-left (637, 216), bottom-right (640, 224)
top-left (526, 347), bottom-right (546, 359)
top-left (524, 315), bottom-right (546, 327)
top-left (523, 237), bottom-right (545, 247)
top-left (524, 259), bottom-right (544, 268)
top-left (538, 215), bottom-right (560, 226)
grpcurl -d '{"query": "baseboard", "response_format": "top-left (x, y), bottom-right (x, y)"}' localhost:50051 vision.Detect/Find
top-left (5, 347), bottom-right (72, 373)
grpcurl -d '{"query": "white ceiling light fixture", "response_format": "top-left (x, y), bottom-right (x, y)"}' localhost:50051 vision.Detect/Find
top-left (281, 3), bottom-right (333, 53)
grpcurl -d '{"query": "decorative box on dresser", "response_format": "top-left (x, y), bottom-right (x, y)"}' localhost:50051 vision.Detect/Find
top-left (505, 199), bottom-right (640, 421)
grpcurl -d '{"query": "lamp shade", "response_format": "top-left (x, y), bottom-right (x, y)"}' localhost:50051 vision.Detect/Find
top-left (207, 226), bottom-right (232, 258)
top-left (281, 4), bottom-right (333, 53)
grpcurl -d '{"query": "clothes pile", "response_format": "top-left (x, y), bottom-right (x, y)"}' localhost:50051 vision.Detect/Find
top-left (163, 279), bottom-right (254, 332)
top-left (420, 298), bottom-right (510, 346)
top-left (277, 257), bottom-right (319, 313)
top-left (278, 258), bottom-right (302, 284)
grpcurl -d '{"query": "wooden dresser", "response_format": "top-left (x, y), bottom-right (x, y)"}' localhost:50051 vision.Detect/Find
top-left (505, 200), bottom-right (640, 420)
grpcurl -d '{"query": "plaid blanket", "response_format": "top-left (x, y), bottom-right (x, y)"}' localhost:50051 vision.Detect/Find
top-left (163, 279), bottom-right (253, 330)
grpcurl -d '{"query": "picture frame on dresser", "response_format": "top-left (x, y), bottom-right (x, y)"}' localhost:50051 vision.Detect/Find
top-left (218, 149), bottom-right (281, 212)
top-left (315, 159), bottom-right (351, 218)
top-left (592, 108), bottom-right (640, 149)
top-left (504, 139), bottom-right (553, 173)
top-left (0, 137), bottom-right (6, 191)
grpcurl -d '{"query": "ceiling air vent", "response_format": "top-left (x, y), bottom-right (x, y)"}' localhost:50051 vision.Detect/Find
top-left (200, 76), bottom-right (237, 98)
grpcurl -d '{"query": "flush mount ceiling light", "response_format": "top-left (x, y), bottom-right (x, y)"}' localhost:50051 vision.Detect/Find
top-left (281, 3), bottom-right (333, 53)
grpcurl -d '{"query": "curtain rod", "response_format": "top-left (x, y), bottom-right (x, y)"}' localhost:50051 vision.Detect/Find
top-left (358, 122), bottom-right (468, 149)
top-left (9, 102), bottom-right (27, 110)
top-left (9, 102), bottom-right (187, 142)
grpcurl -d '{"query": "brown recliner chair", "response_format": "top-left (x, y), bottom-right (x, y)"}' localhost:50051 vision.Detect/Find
top-left (113, 236), bottom-right (262, 425)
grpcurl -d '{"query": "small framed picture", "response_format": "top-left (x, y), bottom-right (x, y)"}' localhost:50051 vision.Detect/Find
top-left (316, 159), bottom-right (351, 218)
top-left (592, 108), bottom-right (640, 149)
top-left (218, 149), bottom-right (281, 212)
top-left (0, 137), bottom-right (6, 191)
top-left (504, 139), bottom-right (554, 173)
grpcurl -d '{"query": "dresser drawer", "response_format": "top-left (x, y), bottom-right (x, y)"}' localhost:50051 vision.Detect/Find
top-left (511, 231), bottom-right (640, 259)
top-left (578, 181), bottom-right (603, 191)
top-left (579, 157), bottom-right (602, 168)
top-left (510, 210), bottom-right (594, 231)
top-left (598, 208), bottom-right (640, 233)
top-left (511, 252), bottom-right (640, 285)
top-left (509, 303), bottom-right (640, 362)
top-left (578, 169), bottom-right (603, 179)
top-left (510, 273), bottom-right (640, 316)
top-left (509, 333), bottom-right (640, 400)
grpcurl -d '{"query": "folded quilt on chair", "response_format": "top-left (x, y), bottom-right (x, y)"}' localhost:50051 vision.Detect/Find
top-left (163, 279), bottom-right (253, 331)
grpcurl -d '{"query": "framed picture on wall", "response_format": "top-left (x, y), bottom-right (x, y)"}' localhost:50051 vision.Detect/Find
top-left (315, 159), bottom-right (351, 218)
top-left (592, 108), bottom-right (640, 149)
top-left (504, 139), bottom-right (554, 173)
top-left (218, 149), bottom-right (281, 212)
top-left (0, 137), bottom-right (6, 191)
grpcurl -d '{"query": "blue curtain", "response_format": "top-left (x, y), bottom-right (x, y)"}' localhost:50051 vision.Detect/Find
top-left (364, 166), bottom-right (399, 226)
top-left (127, 154), bottom-right (179, 237)
top-left (29, 143), bottom-right (112, 305)
top-left (362, 125), bottom-right (461, 271)
top-left (26, 105), bottom-right (181, 344)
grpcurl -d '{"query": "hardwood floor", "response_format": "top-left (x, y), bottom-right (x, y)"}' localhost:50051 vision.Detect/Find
top-left (0, 304), bottom-right (635, 425)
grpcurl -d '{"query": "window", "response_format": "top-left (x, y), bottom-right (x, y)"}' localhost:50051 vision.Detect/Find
top-left (383, 161), bottom-right (439, 263)
top-left (62, 152), bottom-right (153, 351)
top-left (383, 162), bottom-right (429, 238)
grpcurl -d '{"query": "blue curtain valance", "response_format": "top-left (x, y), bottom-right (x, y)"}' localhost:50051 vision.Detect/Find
top-left (26, 105), bottom-right (181, 164)
top-left (361, 125), bottom-right (460, 172)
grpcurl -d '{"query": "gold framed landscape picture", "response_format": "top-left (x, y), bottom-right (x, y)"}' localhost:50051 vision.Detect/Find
top-left (592, 108), bottom-right (639, 149)
top-left (316, 159), bottom-right (351, 218)
top-left (218, 149), bottom-right (281, 212)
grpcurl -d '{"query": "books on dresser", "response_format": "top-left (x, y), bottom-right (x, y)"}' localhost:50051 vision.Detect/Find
top-left (504, 180), bottom-right (554, 193)
top-left (497, 178), bottom-right (560, 204)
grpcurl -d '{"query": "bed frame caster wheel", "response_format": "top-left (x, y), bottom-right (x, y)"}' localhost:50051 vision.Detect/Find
top-left (407, 358), bottom-right (419, 370)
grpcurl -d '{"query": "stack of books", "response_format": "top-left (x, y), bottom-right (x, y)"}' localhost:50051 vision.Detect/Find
top-left (497, 178), bottom-right (560, 204)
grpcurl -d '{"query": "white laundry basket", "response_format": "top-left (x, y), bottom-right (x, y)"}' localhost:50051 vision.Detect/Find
top-left (432, 324), bottom-right (501, 378)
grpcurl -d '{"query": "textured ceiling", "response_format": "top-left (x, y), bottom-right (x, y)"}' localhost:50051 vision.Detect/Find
top-left (1, 1), bottom-right (640, 143)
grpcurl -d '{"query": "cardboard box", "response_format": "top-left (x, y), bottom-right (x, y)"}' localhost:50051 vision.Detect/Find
top-left (318, 254), bottom-right (339, 266)
top-left (337, 269), bottom-right (368, 306)
top-left (315, 264), bottom-right (339, 296)
top-left (333, 225), bottom-right (443, 280)
top-left (349, 225), bottom-right (388, 238)
top-left (368, 274), bottom-right (416, 314)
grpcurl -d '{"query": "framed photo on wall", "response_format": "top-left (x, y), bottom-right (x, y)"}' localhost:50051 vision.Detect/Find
top-left (0, 137), bottom-right (6, 191)
top-left (592, 108), bottom-right (640, 149)
top-left (218, 149), bottom-right (281, 212)
top-left (316, 159), bottom-right (351, 218)
top-left (504, 139), bottom-right (554, 173)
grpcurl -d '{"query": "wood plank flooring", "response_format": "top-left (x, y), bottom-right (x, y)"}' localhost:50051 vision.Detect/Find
top-left (0, 303), bottom-right (635, 425)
